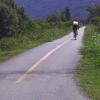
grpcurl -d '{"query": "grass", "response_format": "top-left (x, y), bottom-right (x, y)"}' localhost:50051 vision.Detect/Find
top-left (76, 25), bottom-right (100, 100)
top-left (0, 27), bottom-right (70, 62)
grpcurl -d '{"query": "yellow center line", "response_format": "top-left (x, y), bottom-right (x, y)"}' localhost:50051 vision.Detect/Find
top-left (16, 42), bottom-right (66, 84)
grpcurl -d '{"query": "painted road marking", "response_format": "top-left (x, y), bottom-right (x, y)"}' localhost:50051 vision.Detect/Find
top-left (16, 41), bottom-right (66, 83)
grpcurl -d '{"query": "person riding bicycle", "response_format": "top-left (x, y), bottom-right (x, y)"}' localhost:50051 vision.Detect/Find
top-left (72, 20), bottom-right (79, 40)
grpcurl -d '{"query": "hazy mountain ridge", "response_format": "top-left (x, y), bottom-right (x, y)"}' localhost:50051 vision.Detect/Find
top-left (16, 0), bottom-right (100, 19)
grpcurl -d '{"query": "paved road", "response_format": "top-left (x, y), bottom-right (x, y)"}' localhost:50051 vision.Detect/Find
top-left (0, 27), bottom-right (88, 100)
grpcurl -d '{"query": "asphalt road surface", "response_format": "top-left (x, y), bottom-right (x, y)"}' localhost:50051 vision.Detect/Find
top-left (0, 27), bottom-right (89, 100)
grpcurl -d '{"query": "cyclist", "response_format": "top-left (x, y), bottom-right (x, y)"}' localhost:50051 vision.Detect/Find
top-left (72, 20), bottom-right (79, 40)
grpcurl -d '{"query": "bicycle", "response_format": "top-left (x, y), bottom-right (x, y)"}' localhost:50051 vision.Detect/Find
top-left (73, 29), bottom-right (78, 40)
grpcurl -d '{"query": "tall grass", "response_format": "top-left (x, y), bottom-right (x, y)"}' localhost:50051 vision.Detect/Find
top-left (0, 27), bottom-right (70, 61)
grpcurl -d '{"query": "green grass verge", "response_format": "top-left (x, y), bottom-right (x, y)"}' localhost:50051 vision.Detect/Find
top-left (0, 40), bottom-right (42, 62)
top-left (76, 25), bottom-right (100, 100)
top-left (0, 27), bottom-right (70, 62)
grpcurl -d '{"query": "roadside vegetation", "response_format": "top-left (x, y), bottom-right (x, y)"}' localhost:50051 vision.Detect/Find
top-left (0, 0), bottom-right (72, 61)
top-left (76, 4), bottom-right (100, 100)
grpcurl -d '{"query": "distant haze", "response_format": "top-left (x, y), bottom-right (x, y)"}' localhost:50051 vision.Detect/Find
top-left (15, 0), bottom-right (100, 20)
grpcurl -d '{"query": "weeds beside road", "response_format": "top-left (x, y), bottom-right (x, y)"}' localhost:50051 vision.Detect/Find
top-left (76, 25), bottom-right (100, 100)
top-left (0, 27), bottom-right (70, 62)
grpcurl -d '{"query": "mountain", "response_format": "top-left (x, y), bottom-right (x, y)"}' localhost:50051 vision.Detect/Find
top-left (15, 0), bottom-right (100, 19)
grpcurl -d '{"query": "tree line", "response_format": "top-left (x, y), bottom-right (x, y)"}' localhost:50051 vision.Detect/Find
top-left (0, 0), bottom-right (100, 39)
top-left (0, 0), bottom-right (73, 39)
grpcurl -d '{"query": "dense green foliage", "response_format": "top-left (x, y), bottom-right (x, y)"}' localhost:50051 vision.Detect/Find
top-left (87, 4), bottom-right (100, 26)
top-left (46, 7), bottom-right (71, 26)
top-left (0, 0), bottom-right (30, 38)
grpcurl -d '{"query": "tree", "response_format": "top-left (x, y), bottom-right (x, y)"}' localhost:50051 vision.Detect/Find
top-left (87, 4), bottom-right (100, 20)
top-left (0, 4), bottom-right (14, 37)
top-left (60, 8), bottom-right (71, 21)
top-left (0, 0), bottom-right (31, 38)
top-left (46, 14), bottom-right (59, 26)
top-left (0, 0), bottom-right (16, 8)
